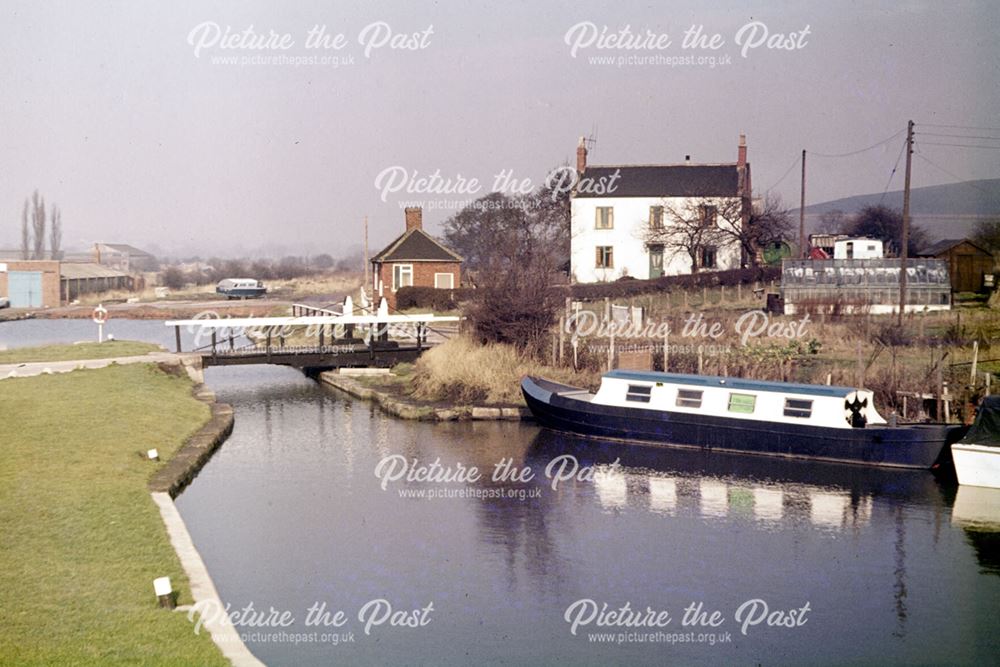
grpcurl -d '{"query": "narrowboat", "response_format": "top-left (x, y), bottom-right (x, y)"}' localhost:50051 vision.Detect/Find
top-left (216, 278), bottom-right (267, 299)
top-left (951, 395), bottom-right (1000, 489)
top-left (521, 370), bottom-right (966, 469)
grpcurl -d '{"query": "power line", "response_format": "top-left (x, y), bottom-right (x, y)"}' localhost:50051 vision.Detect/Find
top-left (807, 129), bottom-right (905, 158)
top-left (764, 153), bottom-right (801, 193)
top-left (919, 123), bottom-right (1000, 132)
top-left (879, 137), bottom-right (908, 205)
top-left (912, 148), bottom-right (996, 197)
top-left (918, 132), bottom-right (1000, 141)
top-left (917, 141), bottom-right (1000, 150)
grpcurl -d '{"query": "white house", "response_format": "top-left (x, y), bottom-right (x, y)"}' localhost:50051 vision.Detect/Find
top-left (570, 135), bottom-right (752, 283)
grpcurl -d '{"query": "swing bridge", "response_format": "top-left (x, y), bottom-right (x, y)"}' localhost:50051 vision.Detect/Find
top-left (166, 297), bottom-right (460, 374)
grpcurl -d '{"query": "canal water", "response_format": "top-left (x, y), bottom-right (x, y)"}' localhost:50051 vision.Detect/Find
top-left (5, 320), bottom-right (1000, 665)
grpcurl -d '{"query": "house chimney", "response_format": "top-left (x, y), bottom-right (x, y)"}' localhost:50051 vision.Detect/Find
top-left (404, 207), bottom-right (423, 232)
top-left (576, 136), bottom-right (588, 173)
top-left (737, 132), bottom-right (747, 167)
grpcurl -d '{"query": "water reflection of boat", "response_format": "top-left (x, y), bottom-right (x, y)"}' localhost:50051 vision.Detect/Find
top-left (527, 429), bottom-right (947, 529)
top-left (522, 372), bottom-right (965, 468)
top-left (951, 485), bottom-right (1000, 576)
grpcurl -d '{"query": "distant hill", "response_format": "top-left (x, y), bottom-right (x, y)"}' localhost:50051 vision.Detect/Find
top-left (796, 179), bottom-right (1000, 241)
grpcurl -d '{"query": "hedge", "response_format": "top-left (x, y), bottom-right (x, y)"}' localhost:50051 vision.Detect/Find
top-left (395, 267), bottom-right (781, 308)
top-left (567, 267), bottom-right (781, 300)
top-left (395, 286), bottom-right (472, 310)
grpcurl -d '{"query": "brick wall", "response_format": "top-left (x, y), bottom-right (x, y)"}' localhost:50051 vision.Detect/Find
top-left (374, 261), bottom-right (461, 310)
top-left (0, 260), bottom-right (62, 307)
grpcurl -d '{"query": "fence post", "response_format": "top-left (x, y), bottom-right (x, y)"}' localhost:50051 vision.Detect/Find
top-left (558, 316), bottom-right (565, 365)
top-left (936, 346), bottom-right (944, 420)
top-left (855, 340), bottom-right (864, 387)
top-left (608, 329), bottom-right (615, 371)
top-left (970, 340), bottom-right (979, 384)
top-left (663, 324), bottom-right (669, 372)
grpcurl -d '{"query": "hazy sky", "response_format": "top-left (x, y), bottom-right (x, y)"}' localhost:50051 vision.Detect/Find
top-left (2, 0), bottom-right (998, 259)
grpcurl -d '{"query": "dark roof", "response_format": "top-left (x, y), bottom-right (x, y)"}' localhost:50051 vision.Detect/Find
top-left (917, 238), bottom-right (991, 257)
top-left (573, 164), bottom-right (742, 198)
top-left (371, 228), bottom-right (463, 263)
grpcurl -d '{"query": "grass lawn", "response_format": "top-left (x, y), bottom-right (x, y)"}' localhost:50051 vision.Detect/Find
top-left (0, 364), bottom-right (228, 666)
top-left (0, 340), bottom-right (162, 364)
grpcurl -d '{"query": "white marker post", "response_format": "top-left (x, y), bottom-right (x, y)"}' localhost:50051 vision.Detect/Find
top-left (92, 304), bottom-right (108, 343)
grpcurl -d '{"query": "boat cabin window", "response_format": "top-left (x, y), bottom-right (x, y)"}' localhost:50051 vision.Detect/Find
top-left (728, 393), bottom-right (756, 414)
top-left (783, 398), bottom-right (813, 418)
top-left (626, 384), bottom-right (652, 403)
top-left (676, 389), bottom-right (703, 409)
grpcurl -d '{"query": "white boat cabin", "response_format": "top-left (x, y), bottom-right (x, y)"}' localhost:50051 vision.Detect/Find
top-left (591, 370), bottom-right (887, 429)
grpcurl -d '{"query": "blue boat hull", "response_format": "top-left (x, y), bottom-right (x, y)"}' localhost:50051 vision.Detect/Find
top-left (521, 377), bottom-right (964, 469)
top-left (216, 287), bottom-right (267, 299)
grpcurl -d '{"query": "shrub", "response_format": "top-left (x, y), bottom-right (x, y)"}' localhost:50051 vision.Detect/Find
top-left (410, 336), bottom-right (601, 404)
top-left (160, 266), bottom-right (186, 289)
top-left (465, 257), bottom-right (561, 354)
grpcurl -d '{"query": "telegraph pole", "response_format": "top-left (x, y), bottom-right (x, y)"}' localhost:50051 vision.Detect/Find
top-left (799, 149), bottom-right (807, 258)
top-left (898, 121), bottom-right (914, 325)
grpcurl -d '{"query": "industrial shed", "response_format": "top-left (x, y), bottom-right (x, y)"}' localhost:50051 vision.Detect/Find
top-left (0, 260), bottom-right (133, 308)
top-left (60, 263), bottom-right (134, 303)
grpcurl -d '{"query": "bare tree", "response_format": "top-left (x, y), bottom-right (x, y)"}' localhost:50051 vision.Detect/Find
top-left (50, 206), bottom-right (62, 260)
top-left (30, 190), bottom-right (46, 259)
top-left (20, 199), bottom-right (30, 260)
top-left (712, 192), bottom-right (793, 267)
top-left (642, 198), bottom-right (729, 273)
top-left (817, 209), bottom-right (848, 234)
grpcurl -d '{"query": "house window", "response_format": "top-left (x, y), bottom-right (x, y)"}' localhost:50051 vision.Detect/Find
top-left (649, 206), bottom-right (664, 229)
top-left (626, 384), bottom-right (652, 403)
top-left (392, 264), bottom-right (413, 291)
top-left (699, 246), bottom-right (717, 269)
top-left (699, 204), bottom-right (717, 225)
top-left (595, 207), bottom-right (614, 229)
top-left (434, 273), bottom-right (454, 289)
top-left (728, 393), bottom-right (756, 414)
top-left (845, 242), bottom-right (854, 259)
top-left (783, 398), bottom-right (813, 419)
top-left (595, 246), bottom-right (614, 269)
top-left (676, 389), bottom-right (703, 409)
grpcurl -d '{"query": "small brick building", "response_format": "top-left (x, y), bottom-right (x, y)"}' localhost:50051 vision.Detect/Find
top-left (371, 208), bottom-right (462, 310)
top-left (0, 260), bottom-right (61, 307)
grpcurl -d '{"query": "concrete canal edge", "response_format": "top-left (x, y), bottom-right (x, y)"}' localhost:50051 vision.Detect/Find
top-left (151, 493), bottom-right (264, 667)
top-left (318, 370), bottom-right (533, 422)
top-left (148, 380), bottom-right (264, 667)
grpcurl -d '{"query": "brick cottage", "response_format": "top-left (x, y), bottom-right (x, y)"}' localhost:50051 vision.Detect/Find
top-left (370, 207), bottom-right (463, 310)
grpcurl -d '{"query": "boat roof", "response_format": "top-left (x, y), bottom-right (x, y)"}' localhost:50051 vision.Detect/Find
top-left (605, 370), bottom-right (861, 398)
